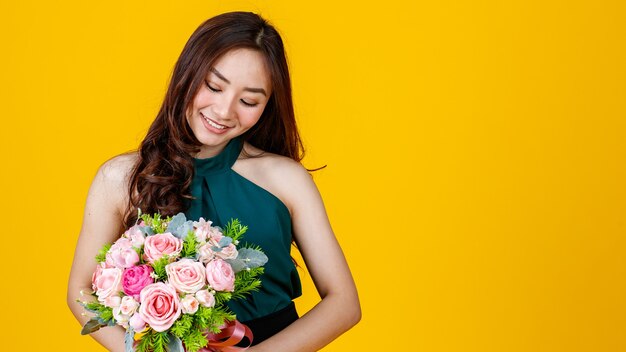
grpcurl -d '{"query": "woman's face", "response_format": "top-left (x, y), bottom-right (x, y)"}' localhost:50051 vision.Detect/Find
top-left (187, 48), bottom-right (272, 158)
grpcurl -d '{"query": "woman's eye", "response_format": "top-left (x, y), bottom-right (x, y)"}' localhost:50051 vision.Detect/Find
top-left (205, 81), bottom-right (221, 92)
top-left (241, 99), bottom-right (258, 107)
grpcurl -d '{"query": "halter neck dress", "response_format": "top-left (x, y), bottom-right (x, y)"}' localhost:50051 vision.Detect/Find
top-left (184, 136), bottom-right (302, 326)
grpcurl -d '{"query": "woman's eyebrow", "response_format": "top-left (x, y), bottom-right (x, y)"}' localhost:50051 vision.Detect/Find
top-left (210, 67), bottom-right (267, 96)
top-left (210, 67), bottom-right (230, 83)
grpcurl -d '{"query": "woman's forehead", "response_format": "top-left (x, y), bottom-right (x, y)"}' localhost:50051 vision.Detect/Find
top-left (208, 49), bottom-right (271, 90)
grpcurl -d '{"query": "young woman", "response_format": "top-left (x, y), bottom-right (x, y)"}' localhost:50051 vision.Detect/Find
top-left (67, 11), bottom-right (361, 352)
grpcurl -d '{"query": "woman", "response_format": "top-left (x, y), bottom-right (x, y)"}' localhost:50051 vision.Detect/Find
top-left (67, 11), bottom-right (361, 352)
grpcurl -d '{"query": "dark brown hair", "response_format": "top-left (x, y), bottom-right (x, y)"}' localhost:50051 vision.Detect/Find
top-left (123, 11), bottom-right (303, 227)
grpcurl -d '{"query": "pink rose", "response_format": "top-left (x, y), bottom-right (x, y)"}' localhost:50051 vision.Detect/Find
top-left (208, 226), bottom-right (224, 242)
top-left (180, 295), bottom-right (200, 314)
top-left (205, 259), bottom-right (235, 292)
top-left (197, 243), bottom-right (216, 264)
top-left (214, 243), bottom-right (238, 260)
top-left (114, 296), bottom-right (139, 327)
top-left (195, 289), bottom-right (215, 308)
top-left (139, 283), bottom-right (181, 332)
top-left (122, 265), bottom-right (154, 300)
top-left (94, 267), bottom-right (123, 302)
top-left (113, 306), bottom-right (129, 327)
top-left (120, 295), bottom-right (139, 316)
top-left (104, 295), bottom-right (121, 308)
top-left (143, 233), bottom-right (182, 264)
top-left (91, 263), bottom-right (104, 292)
top-left (193, 218), bottom-right (213, 242)
top-left (107, 238), bottom-right (140, 268)
top-left (123, 224), bottom-right (146, 248)
top-left (130, 313), bottom-right (146, 332)
top-left (165, 258), bottom-right (206, 294)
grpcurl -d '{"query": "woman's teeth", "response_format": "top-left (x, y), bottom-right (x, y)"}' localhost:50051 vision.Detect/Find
top-left (202, 114), bottom-right (227, 129)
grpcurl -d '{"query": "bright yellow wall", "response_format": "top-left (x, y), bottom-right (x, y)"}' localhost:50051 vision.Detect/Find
top-left (2, 0), bottom-right (625, 351)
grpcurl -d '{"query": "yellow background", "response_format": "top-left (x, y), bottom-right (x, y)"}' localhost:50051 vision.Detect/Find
top-left (1, 0), bottom-right (625, 351)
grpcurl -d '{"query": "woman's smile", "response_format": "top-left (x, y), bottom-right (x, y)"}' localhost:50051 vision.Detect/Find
top-left (200, 112), bottom-right (231, 133)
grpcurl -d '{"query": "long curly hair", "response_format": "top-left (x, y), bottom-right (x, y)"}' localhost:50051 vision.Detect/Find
top-left (123, 12), bottom-right (304, 228)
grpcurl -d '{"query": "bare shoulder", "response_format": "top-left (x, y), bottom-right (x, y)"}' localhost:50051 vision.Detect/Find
top-left (235, 143), bottom-right (314, 214)
top-left (98, 152), bottom-right (139, 185)
top-left (90, 151), bottom-right (139, 217)
top-left (239, 142), bottom-right (309, 176)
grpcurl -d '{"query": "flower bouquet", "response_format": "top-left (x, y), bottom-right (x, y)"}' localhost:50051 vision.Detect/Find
top-left (79, 211), bottom-right (268, 352)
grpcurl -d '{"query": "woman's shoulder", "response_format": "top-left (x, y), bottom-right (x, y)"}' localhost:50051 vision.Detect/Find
top-left (83, 151), bottom-right (139, 222)
top-left (98, 151), bottom-right (139, 186)
top-left (237, 142), bottom-right (313, 213)
top-left (239, 142), bottom-right (309, 178)
top-left (91, 152), bottom-right (139, 210)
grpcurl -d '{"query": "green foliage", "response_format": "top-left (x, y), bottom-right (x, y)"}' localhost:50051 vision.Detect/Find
top-left (170, 314), bottom-right (193, 339)
top-left (181, 329), bottom-right (208, 352)
top-left (170, 307), bottom-right (236, 352)
top-left (135, 329), bottom-right (170, 352)
top-left (140, 212), bottom-right (173, 234)
top-left (136, 329), bottom-right (154, 352)
top-left (193, 306), bottom-right (213, 330)
top-left (151, 255), bottom-right (170, 281)
top-left (95, 243), bottom-right (111, 263)
top-left (232, 279), bottom-right (262, 301)
top-left (213, 292), bottom-right (232, 306)
top-left (232, 267), bottom-right (264, 300)
top-left (223, 219), bottom-right (248, 242)
top-left (153, 331), bottom-right (169, 352)
top-left (181, 232), bottom-right (198, 258)
top-left (80, 300), bottom-right (115, 324)
top-left (82, 300), bottom-right (104, 313)
top-left (195, 306), bottom-right (236, 334)
top-left (235, 266), bottom-right (264, 282)
top-left (99, 306), bottom-right (114, 322)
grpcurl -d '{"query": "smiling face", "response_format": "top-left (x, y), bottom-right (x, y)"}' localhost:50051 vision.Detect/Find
top-left (186, 48), bottom-right (272, 158)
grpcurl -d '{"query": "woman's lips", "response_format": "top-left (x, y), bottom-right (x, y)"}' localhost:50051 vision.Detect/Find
top-left (201, 113), bottom-right (231, 134)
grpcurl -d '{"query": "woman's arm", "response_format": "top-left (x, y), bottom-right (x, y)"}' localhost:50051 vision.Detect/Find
top-left (67, 155), bottom-right (136, 352)
top-left (249, 160), bottom-right (361, 352)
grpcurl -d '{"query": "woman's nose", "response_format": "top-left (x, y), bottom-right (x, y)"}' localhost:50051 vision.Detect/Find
top-left (213, 94), bottom-right (236, 120)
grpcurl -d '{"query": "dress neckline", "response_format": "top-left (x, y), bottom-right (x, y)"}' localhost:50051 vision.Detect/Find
top-left (193, 137), bottom-right (243, 176)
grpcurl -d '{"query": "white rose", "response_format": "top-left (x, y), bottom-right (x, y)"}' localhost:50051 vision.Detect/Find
top-left (120, 296), bottom-right (139, 316)
top-left (181, 295), bottom-right (200, 314)
top-left (195, 289), bottom-right (215, 308)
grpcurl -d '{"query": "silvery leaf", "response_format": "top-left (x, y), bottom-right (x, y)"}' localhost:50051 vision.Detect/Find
top-left (180, 221), bottom-right (195, 238)
top-left (95, 316), bottom-right (116, 327)
top-left (166, 213), bottom-right (186, 231)
top-left (80, 318), bottom-right (103, 335)
top-left (166, 335), bottom-right (184, 352)
top-left (169, 221), bottom-right (194, 240)
top-left (166, 213), bottom-right (188, 238)
top-left (140, 226), bottom-right (154, 236)
top-left (218, 236), bottom-right (232, 247)
top-left (237, 248), bottom-right (268, 268)
top-left (211, 246), bottom-right (223, 253)
top-left (125, 326), bottom-right (135, 352)
top-left (225, 259), bottom-right (246, 273)
top-left (225, 248), bottom-right (269, 272)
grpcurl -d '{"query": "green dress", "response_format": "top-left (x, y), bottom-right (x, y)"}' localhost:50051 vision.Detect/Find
top-left (184, 136), bottom-right (302, 322)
